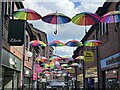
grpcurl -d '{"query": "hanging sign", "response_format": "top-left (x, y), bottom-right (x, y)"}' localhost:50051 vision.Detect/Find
top-left (8, 20), bottom-right (25, 46)
top-left (84, 51), bottom-right (94, 62)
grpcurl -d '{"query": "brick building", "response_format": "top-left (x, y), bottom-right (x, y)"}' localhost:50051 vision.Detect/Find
top-left (73, 1), bottom-right (120, 89)
top-left (0, 1), bottom-right (53, 89)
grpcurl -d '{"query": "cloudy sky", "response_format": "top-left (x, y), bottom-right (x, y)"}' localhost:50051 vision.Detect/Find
top-left (23, 0), bottom-right (105, 56)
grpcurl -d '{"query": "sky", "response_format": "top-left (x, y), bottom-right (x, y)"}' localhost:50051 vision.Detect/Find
top-left (22, 0), bottom-right (106, 57)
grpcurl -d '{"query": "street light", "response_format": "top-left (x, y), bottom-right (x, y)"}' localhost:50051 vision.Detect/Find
top-left (26, 51), bottom-right (33, 61)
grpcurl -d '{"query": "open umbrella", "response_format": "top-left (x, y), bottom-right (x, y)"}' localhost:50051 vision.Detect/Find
top-left (13, 8), bottom-right (42, 20)
top-left (48, 40), bottom-right (65, 47)
top-left (49, 55), bottom-right (62, 61)
top-left (84, 39), bottom-right (102, 46)
top-left (72, 12), bottom-right (101, 33)
top-left (61, 64), bottom-right (68, 68)
top-left (48, 40), bottom-right (65, 54)
top-left (42, 12), bottom-right (71, 34)
top-left (65, 40), bottom-right (83, 47)
top-left (75, 56), bottom-right (84, 60)
top-left (101, 11), bottom-right (120, 23)
top-left (29, 40), bottom-right (47, 47)
top-left (101, 11), bottom-right (120, 32)
top-left (62, 55), bottom-right (73, 61)
top-left (35, 55), bottom-right (48, 62)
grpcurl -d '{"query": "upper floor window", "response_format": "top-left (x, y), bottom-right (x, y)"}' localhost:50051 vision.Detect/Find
top-left (4, 1), bottom-right (13, 17)
top-left (38, 33), bottom-right (42, 41)
top-left (26, 35), bottom-right (28, 50)
top-left (116, 2), bottom-right (120, 11)
top-left (98, 23), bottom-right (108, 39)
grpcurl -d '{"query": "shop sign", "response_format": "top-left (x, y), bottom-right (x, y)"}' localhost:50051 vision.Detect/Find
top-left (101, 52), bottom-right (120, 69)
top-left (84, 51), bottom-right (94, 62)
top-left (8, 20), bottom-right (25, 46)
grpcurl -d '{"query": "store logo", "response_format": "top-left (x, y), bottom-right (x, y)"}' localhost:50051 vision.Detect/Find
top-left (10, 38), bottom-right (22, 43)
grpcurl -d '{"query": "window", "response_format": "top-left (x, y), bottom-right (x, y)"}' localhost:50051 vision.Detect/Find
top-left (4, 1), bottom-right (13, 17)
top-left (38, 33), bottom-right (42, 41)
top-left (115, 2), bottom-right (120, 31)
top-left (98, 23), bottom-right (108, 38)
top-left (26, 35), bottom-right (28, 49)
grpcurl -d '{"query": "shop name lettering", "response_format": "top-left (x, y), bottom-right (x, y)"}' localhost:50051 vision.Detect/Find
top-left (10, 38), bottom-right (22, 43)
top-left (106, 57), bottom-right (120, 65)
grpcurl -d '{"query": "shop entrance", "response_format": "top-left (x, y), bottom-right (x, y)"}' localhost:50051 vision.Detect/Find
top-left (2, 66), bottom-right (20, 89)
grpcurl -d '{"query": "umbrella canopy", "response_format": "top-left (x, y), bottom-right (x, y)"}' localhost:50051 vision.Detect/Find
top-left (49, 56), bottom-right (62, 61)
top-left (65, 40), bottom-right (83, 47)
top-left (42, 12), bottom-right (71, 34)
top-left (84, 40), bottom-right (102, 46)
top-left (29, 40), bottom-right (46, 47)
top-left (61, 64), bottom-right (68, 67)
top-left (62, 55), bottom-right (73, 61)
top-left (48, 40), bottom-right (65, 54)
top-left (71, 63), bottom-right (79, 67)
top-left (101, 11), bottom-right (120, 23)
top-left (48, 40), bottom-right (65, 47)
top-left (72, 12), bottom-right (101, 33)
top-left (67, 67), bottom-right (73, 70)
top-left (13, 8), bottom-right (42, 20)
top-left (35, 55), bottom-right (48, 62)
top-left (75, 56), bottom-right (84, 60)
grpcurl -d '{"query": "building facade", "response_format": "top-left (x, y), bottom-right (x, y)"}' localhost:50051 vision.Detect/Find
top-left (73, 1), bottom-right (120, 89)
top-left (0, 1), bottom-right (52, 89)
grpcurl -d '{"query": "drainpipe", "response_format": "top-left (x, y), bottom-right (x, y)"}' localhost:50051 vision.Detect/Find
top-left (0, 2), bottom-right (4, 90)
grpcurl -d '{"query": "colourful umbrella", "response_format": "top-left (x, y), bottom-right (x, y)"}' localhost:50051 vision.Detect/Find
top-left (29, 40), bottom-right (46, 47)
top-left (42, 12), bottom-right (71, 34)
top-left (72, 12), bottom-right (101, 33)
top-left (67, 67), bottom-right (73, 70)
top-left (101, 11), bottom-right (120, 23)
top-left (35, 55), bottom-right (48, 62)
top-left (48, 40), bottom-right (65, 47)
top-left (49, 61), bottom-right (55, 69)
top-left (84, 40), bottom-right (102, 46)
top-left (62, 55), bottom-right (73, 61)
top-left (49, 56), bottom-right (62, 61)
top-left (48, 40), bottom-right (65, 54)
top-left (65, 40), bottom-right (83, 47)
top-left (43, 63), bottom-right (49, 68)
top-left (75, 56), bottom-right (84, 60)
top-left (71, 63), bottom-right (79, 67)
top-left (61, 64), bottom-right (68, 67)
top-left (13, 8), bottom-right (42, 20)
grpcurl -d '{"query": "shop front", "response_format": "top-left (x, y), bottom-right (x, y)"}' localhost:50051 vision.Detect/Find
top-left (24, 67), bottom-right (31, 89)
top-left (100, 52), bottom-right (120, 90)
top-left (1, 48), bottom-right (21, 89)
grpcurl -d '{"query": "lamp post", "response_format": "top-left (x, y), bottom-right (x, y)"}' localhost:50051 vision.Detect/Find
top-left (22, 50), bottom-right (33, 89)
